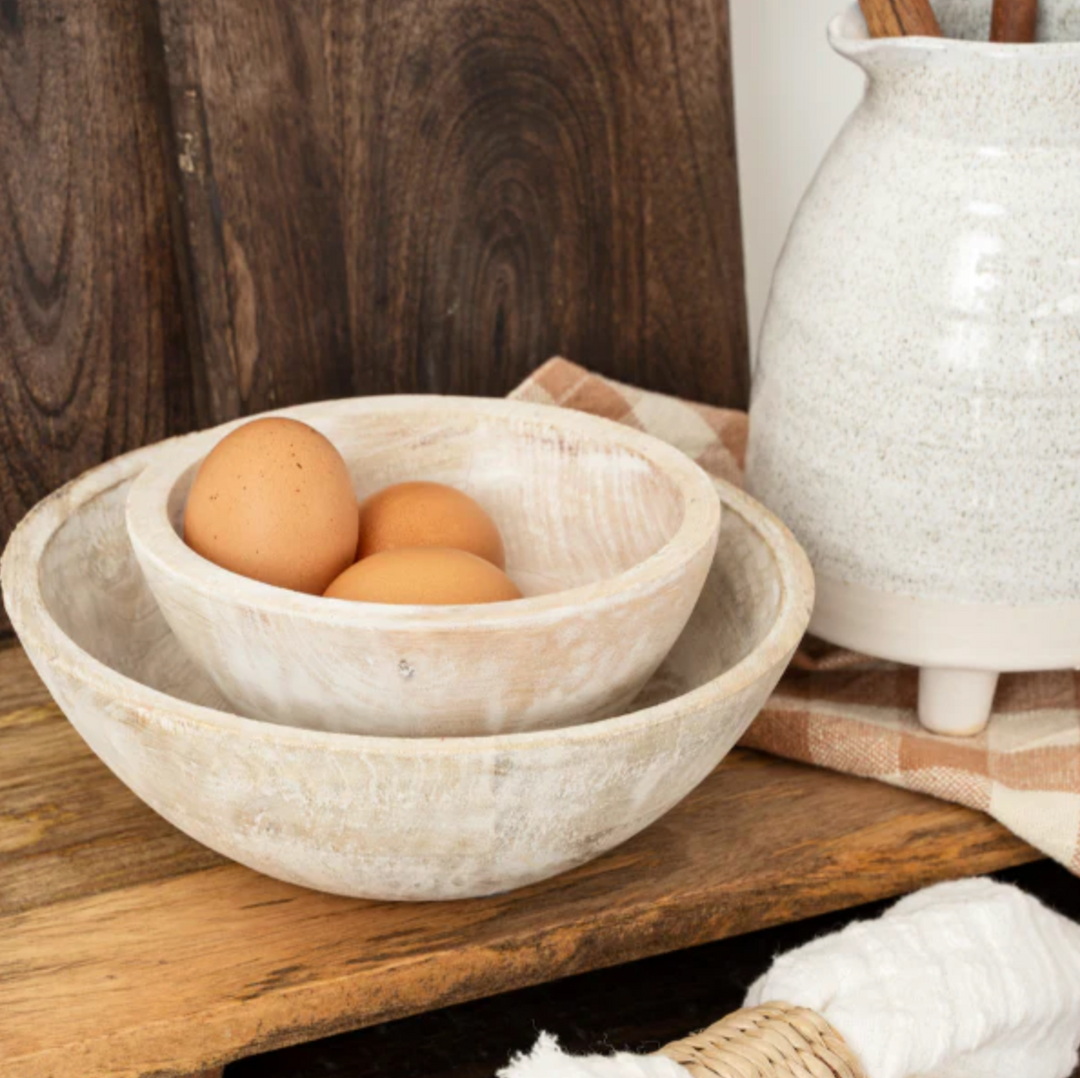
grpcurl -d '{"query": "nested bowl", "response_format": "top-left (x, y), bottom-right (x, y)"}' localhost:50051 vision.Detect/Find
top-left (1, 441), bottom-right (812, 901)
top-left (125, 397), bottom-right (721, 737)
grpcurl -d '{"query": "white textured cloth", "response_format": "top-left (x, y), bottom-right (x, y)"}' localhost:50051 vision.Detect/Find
top-left (501, 1034), bottom-right (684, 1078)
top-left (500, 880), bottom-right (1080, 1078)
top-left (747, 878), bottom-right (1080, 1078)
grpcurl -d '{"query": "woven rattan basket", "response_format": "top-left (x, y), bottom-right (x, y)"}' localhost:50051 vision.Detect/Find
top-left (656, 1001), bottom-right (867, 1078)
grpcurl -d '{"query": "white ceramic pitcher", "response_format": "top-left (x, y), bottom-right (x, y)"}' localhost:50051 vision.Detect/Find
top-left (747, 0), bottom-right (1080, 736)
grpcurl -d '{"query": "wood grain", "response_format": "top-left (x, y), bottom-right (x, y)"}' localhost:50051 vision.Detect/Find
top-left (0, 0), bottom-right (191, 632)
top-left (156, 1), bottom-right (353, 423)
top-left (0, 641), bottom-right (1037, 1078)
top-left (157, 0), bottom-right (749, 407)
top-left (858, 0), bottom-right (942, 37)
top-left (991, 0), bottom-right (1038, 42)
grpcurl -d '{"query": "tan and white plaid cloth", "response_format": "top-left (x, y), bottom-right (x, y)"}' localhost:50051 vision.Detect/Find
top-left (512, 358), bottom-right (1080, 876)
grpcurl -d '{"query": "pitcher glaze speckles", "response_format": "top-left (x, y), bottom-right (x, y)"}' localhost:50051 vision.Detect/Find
top-left (747, 0), bottom-right (1080, 736)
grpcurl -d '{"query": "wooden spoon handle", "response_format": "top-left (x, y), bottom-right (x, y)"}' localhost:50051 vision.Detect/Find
top-left (859, 0), bottom-right (943, 37)
top-left (991, 0), bottom-right (1038, 41)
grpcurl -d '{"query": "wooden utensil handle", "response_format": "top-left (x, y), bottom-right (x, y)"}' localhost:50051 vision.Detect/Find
top-left (859, 0), bottom-right (943, 37)
top-left (991, 0), bottom-right (1038, 41)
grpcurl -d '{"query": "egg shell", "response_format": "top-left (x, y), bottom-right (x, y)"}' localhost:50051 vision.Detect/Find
top-left (184, 417), bottom-right (358, 595)
top-left (357, 481), bottom-right (506, 568)
top-left (325, 547), bottom-right (522, 605)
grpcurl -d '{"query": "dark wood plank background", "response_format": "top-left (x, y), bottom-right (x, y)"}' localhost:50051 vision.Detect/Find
top-left (0, 0), bottom-right (193, 640)
top-left (0, 0), bottom-right (749, 631)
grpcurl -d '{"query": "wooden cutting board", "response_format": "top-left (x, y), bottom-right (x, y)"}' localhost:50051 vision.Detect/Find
top-left (0, 641), bottom-right (1038, 1078)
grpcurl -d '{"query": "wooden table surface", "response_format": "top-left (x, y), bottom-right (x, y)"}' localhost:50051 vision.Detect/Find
top-left (0, 641), bottom-right (1039, 1078)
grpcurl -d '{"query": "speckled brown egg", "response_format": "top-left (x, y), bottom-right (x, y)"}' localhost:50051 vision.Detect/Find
top-left (325, 547), bottom-right (522, 605)
top-left (183, 417), bottom-right (358, 595)
top-left (357, 481), bottom-right (506, 568)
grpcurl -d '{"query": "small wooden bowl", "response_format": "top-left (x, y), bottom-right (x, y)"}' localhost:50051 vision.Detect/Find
top-left (126, 397), bottom-right (721, 737)
top-left (1, 442), bottom-right (812, 901)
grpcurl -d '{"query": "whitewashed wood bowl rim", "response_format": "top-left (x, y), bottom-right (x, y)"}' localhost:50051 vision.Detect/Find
top-left (2, 438), bottom-right (814, 756)
top-left (126, 395), bottom-right (721, 632)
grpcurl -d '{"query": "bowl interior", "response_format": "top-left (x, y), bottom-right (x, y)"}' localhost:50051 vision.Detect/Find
top-left (41, 464), bottom-right (782, 724)
top-left (164, 404), bottom-right (688, 597)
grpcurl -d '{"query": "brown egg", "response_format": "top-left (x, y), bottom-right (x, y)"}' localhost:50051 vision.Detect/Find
top-left (184, 417), bottom-right (359, 595)
top-left (325, 547), bottom-right (522, 605)
top-left (357, 481), bottom-right (506, 568)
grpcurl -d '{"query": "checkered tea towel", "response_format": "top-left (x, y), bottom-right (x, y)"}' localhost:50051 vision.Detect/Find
top-left (511, 358), bottom-right (1080, 876)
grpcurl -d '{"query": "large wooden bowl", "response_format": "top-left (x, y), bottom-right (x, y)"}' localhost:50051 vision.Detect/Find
top-left (125, 397), bottom-right (721, 737)
top-left (2, 441), bottom-right (812, 901)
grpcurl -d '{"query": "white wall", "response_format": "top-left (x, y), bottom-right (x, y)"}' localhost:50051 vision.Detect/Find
top-left (730, 0), bottom-right (865, 358)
